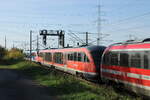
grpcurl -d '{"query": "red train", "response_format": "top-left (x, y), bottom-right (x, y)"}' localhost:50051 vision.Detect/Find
top-left (101, 40), bottom-right (150, 97)
top-left (34, 45), bottom-right (106, 80)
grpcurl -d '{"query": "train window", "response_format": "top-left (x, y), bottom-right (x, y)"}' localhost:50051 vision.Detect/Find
top-left (70, 53), bottom-right (73, 60)
top-left (83, 53), bottom-right (89, 62)
top-left (44, 53), bottom-right (52, 62)
top-left (103, 52), bottom-right (111, 65)
top-left (130, 52), bottom-right (141, 68)
top-left (144, 52), bottom-right (149, 69)
top-left (77, 53), bottom-right (82, 61)
top-left (68, 52), bottom-right (83, 62)
top-left (68, 53), bottom-right (70, 60)
top-left (120, 52), bottom-right (129, 67)
top-left (39, 53), bottom-right (43, 57)
top-left (74, 52), bottom-right (77, 61)
top-left (68, 53), bottom-right (71, 60)
top-left (68, 53), bottom-right (73, 61)
top-left (54, 52), bottom-right (63, 64)
top-left (110, 52), bottom-right (118, 66)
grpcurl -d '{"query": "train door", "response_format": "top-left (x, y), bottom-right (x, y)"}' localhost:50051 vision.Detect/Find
top-left (83, 53), bottom-right (90, 73)
top-left (77, 52), bottom-right (84, 72)
top-left (71, 52), bottom-right (85, 75)
top-left (128, 51), bottom-right (143, 90)
top-left (141, 51), bottom-right (150, 92)
top-left (75, 52), bottom-right (88, 77)
top-left (73, 52), bottom-right (79, 71)
top-left (40, 52), bottom-right (44, 64)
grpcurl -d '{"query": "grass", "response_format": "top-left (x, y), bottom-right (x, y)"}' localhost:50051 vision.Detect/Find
top-left (0, 60), bottom-right (142, 100)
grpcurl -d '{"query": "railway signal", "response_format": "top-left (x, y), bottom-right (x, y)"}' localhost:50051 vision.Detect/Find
top-left (43, 35), bottom-right (47, 45)
top-left (40, 29), bottom-right (65, 48)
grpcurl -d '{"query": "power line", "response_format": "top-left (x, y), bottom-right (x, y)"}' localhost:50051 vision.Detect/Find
top-left (104, 24), bottom-right (150, 33)
top-left (105, 11), bottom-right (150, 27)
top-left (101, 11), bottom-right (150, 33)
top-left (68, 31), bottom-right (85, 44)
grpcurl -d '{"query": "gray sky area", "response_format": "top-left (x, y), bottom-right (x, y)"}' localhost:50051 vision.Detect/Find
top-left (0, 0), bottom-right (150, 49)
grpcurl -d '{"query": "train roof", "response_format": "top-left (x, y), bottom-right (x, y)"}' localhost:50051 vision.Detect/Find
top-left (103, 38), bottom-right (150, 51)
top-left (110, 38), bottom-right (150, 47)
top-left (39, 45), bottom-right (106, 52)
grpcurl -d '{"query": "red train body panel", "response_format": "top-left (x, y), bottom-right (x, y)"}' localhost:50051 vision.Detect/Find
top-left (101, 42), bottom-right (150, 97)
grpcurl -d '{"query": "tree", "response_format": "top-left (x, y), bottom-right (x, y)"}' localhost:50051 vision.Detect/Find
top-left (0, 46), bottom-right (6, 60)
top-left (7, 48), bottom-right (24, 60)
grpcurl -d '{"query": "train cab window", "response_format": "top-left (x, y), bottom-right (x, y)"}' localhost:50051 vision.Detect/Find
top-left (144, 52), bottom-right (149, 69)
top-left (83, 53), bottom-right (89, 62)
top-left (110, 52), bottom-right (118, 66)
top-left (130, 52), bottom-right (141, 68)
top-left (77, 53), bottom-right (82, 61)
top-left (90, 50), bottom-right (103, 67)
top-left (120, 52), bottom-right (129, 67)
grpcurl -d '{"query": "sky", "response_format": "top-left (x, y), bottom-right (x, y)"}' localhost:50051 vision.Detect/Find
top-left (0, 0), bottom-right (150, 49)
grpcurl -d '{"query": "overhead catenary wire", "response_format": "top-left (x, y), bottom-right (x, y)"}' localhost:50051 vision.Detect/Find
top-left (104, 11), bottom-right (150, 27)
top-left (100, 10), bottom-right (150, 34)
top-left (68, 30), bottom-right (85, 44)
top-left (104, 24), bottom-right (150, 33)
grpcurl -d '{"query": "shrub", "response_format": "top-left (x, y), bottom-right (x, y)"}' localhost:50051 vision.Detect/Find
top-left (6, 48), bottom-right (24, 60)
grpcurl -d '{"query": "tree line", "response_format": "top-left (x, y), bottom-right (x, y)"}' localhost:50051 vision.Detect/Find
top-left (0, 46), bottom-right (24, 61)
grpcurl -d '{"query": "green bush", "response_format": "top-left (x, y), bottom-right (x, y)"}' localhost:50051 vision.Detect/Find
top-left (6, 48), bottom-right (24, 60)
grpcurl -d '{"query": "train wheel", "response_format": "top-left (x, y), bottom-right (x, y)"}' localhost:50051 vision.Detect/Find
top-left (76, 72), bottom-right (84, 78)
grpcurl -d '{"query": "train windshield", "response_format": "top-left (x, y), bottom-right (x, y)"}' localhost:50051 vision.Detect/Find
top-left (90, 49), bottom-right (105, 71)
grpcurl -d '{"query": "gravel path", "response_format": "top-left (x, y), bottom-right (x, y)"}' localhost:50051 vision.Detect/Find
top-left (0, 69), bottom-right (55, 100)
